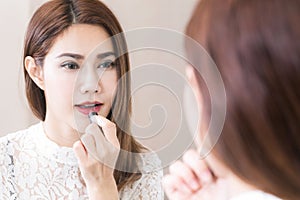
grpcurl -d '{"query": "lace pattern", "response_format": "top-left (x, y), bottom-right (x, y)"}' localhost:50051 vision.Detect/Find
top-left (0, 123), bottom-right (163, 200)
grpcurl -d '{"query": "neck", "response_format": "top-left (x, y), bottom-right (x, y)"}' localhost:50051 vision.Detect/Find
top-left (226, 172), bottom-right (257, 198)
top-left (42, 117), bottom-right (80, 148)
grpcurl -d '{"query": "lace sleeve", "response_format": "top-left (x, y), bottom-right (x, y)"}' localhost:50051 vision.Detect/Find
top-left (0, 138), bottom-right (5, 195)
top-left (0, 136), bottom-right (14, 199)
top-left (119, 153), bottom-right (164, 200)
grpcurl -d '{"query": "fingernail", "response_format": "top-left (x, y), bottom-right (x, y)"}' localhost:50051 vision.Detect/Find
top-left (183, 184), bottom-right (191, 193)
top-left (201, 171), bottom-right (212, 183)
top-left (191, 180), bottom-right (199, 190)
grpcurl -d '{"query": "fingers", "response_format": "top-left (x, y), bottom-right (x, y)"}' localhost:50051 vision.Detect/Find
top-left (73, 140), bottom-right (88, 165)
top-left (89, 114), bottom-right (119, 149)
top-left (83, 120), bottom-right (119, 168)
top-left (163, 158), bottom-right (202, 200)
top-left (182, 149), bottom-right (213, 184)
top-left (84, 124), bottom-right (114, 157)
top-left (162, 174), bottom-right (189, 200)
top-left (169, 161), bottom-right (200, 191)
top-left (73, 116), bottom-right (121, 188)
top-left (81, 127), bottom-right (101, 156)
top-left (163, 149), bottom-right (216, 200)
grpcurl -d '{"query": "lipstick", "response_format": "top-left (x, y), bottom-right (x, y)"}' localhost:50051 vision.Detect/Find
top-left (88, 112), bottom-right (104, 136)
top-left (88, 111), bottom-right (98, 123)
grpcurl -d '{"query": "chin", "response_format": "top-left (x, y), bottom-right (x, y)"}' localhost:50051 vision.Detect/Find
top-left (72, 114), bottom-right (90, 135)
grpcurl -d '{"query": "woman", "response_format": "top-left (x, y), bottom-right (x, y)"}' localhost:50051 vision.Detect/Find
top-left (0, 0), bottom-right (163, 199)
top-left (163, 0), bottom-right (300, 199)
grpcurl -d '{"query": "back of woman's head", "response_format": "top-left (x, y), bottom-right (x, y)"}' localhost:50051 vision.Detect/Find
top-left (186, 0), bottom-right (300, 199)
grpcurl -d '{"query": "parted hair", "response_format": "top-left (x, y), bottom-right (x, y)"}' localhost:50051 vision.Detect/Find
top-left (23, 0), bottom-right (144, 190)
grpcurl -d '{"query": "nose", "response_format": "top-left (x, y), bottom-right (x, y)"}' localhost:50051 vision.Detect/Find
top-left (79, 68), bottom-right (101, 94)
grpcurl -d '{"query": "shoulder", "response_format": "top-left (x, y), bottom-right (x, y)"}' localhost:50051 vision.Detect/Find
top-left (139, 151), bottom-right (162, 173)
top-left (230, 190), bottom-right (281, 200)
top-left (119, 151), bottom-right (164, 199)
top-left (139, 151), bottom-right (164, 193)
top-left (0, 123), bottom-right (41, 153)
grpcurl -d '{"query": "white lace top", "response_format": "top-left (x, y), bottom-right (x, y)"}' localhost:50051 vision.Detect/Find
top-left (0, 123), bottom-right (163, 200)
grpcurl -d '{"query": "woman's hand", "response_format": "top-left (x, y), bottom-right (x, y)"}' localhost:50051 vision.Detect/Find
top-left (162, 149), bottom-right (229, 200)
top-left (73, 115), bottom-right (120, 200)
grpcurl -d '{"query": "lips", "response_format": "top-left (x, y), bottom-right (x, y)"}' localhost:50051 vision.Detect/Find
top-left (75, 101), bottom-right (103, 115)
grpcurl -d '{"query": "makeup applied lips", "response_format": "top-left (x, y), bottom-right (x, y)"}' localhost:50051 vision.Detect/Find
top-left (74, 101), bottom-right (103, 115)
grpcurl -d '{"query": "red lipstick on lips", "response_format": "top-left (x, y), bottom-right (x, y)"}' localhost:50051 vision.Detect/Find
top-left (75, 101), bottom-right (102, 115)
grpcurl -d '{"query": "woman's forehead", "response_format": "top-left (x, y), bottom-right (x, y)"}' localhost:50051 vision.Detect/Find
top-left (47, 24), bottom-right (114, 58)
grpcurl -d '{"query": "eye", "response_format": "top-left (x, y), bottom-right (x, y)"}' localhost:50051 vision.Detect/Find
top-left (61, 62), bottom-right (79, 70)
top-left (98, 60), bottom-right (116, 69)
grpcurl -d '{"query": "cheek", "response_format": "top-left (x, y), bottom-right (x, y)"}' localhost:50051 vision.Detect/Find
top-left (44, 75), bottom-right (76, 107)
top-left (102, 70), bottom-right (118, 98)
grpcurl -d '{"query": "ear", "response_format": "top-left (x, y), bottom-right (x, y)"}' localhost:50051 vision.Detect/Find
top-left (185, 65), bottom-right (202, 105)
top-left (25, 56), bottom-right (45, 90)
top-left (185, 65), bottom-right (204, 147)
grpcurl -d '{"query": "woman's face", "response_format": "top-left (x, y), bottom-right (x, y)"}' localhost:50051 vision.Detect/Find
top-left (42, 24), bottom-right (118, 133)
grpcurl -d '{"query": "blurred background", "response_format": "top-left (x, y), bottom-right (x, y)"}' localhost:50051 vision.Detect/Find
top-left (0, 0), bottom-right (198, 155)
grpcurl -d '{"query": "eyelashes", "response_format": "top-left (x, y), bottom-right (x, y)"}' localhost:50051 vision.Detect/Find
top-left (60, 60), bottom-right (116, 71)
top-left (60, 62), bottom-right (79, 70)
top-left (97, 60), bottom-right (116, 69)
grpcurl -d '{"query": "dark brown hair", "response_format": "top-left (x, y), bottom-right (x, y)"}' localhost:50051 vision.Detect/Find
top-left (23, 0), bottom-right (144, 190)
top-left (186, 0), bottom-right (300, 199)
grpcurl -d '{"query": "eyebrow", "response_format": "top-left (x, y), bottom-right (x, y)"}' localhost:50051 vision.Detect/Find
top-left (56, 51), bottom-right (116, 60)
top-left (56, 53), bottom-right (84, 60)
top-left (97, 51), bottom-right (116, 59)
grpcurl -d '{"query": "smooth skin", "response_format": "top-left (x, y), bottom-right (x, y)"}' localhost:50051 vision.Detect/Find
top-left (25, 24), bottom-right (120, 199)
top-left (74, 114), bottom-right (119, 200)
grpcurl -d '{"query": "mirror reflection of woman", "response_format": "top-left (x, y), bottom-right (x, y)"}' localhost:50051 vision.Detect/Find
top-left (0, 0), bottom-right (163, 199)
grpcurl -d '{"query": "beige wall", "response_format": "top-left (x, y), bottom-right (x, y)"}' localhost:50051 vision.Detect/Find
top-left (0, 0), bottom-right (36, 136)
top-left (0, 0), bottom-right (198, 152)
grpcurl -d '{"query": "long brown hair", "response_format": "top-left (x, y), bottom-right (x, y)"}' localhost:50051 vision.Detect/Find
top-left (23, 0), bottom-right (143, 190)
top-left (186, 0), bottom-right (300, 199)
